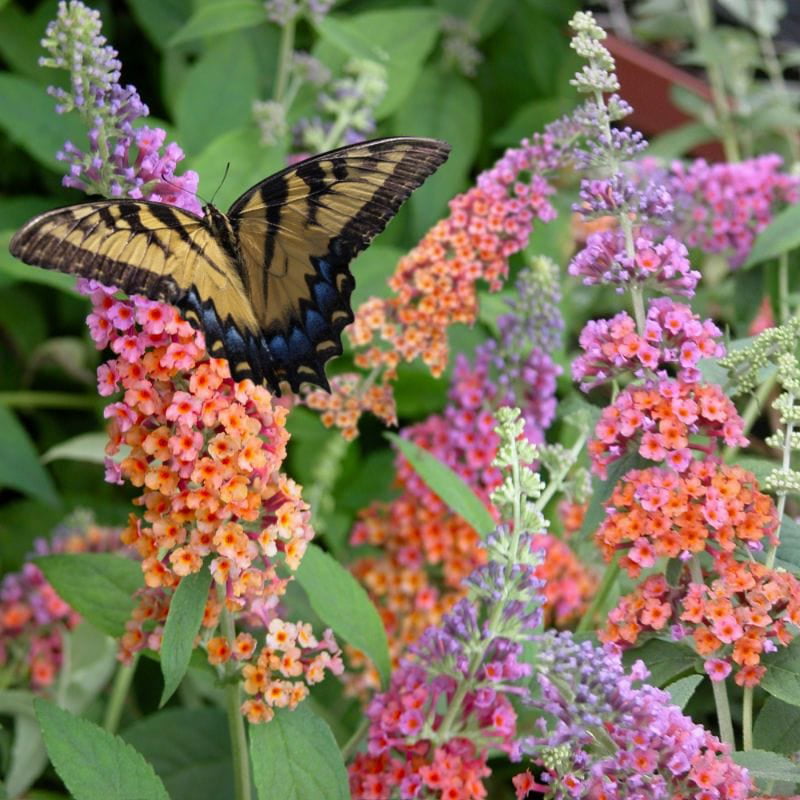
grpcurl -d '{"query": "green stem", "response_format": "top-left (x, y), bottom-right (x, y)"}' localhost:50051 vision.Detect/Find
top-left (630, 285), bottom-right (646, 336)
top-left (721, 372), bottom-right (777, 462)
top-left (273, 15), bottom-right (296, 102)
top-left (767, 390), bottom-right (794, 569)
top-left (742, 686), bottom-right (754, 751)
top-left (757, 29), bottom-right (800, 163)
top-left (575, 558), bottom-right (620, 633)
top-left (0, 391), bottom-right (100, 409)
top-left (685, 0), bottom-right (741, 161)
top-left (341, 717), bottom-right (370, 762)
top-left (710, 674), bottom-right (736, 748)
top-left (103, 658), bottom-right (138, 733)
top-left (221, 599), bottom-right (251, 800)
top-left (779, 253), bottom-right (790, 325)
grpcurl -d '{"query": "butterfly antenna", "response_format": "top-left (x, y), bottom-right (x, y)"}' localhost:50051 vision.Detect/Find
top-left (209, 163), bottom-right (231, 208)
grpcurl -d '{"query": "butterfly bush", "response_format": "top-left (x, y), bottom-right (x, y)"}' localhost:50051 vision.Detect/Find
top-left (42, 0), bottom-right (343, 723)
top-left (346, 259), bottom-right (595, 694)
top-left (0, 515), bottom-right (123, 691)
top-left (305, 132), bottom-right (569, 439)
top-left (565, 10), bottom-right (797, 712)
top-left (349, 408), bottom-right (559, 799)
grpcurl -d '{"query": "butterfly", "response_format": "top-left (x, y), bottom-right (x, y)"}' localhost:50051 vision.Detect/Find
top-left (10, 136), bottom-right (450, 395)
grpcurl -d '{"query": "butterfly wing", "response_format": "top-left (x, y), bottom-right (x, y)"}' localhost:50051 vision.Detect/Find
top-left (8, 199), bottom-right (270, 384)
top-left (226, 137), bottom-right (450, 392)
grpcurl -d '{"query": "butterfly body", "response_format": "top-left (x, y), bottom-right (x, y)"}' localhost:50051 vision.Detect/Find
top-left (10, 137), bottom-right (450, 395)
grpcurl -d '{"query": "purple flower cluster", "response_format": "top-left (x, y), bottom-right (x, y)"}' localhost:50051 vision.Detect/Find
top-left (573, 297), bottom-right (724, 390)
top-left (659, 155), bottom-right (800, 268)
top-left (519, 631), bottom-right (752, 799)
top-left (569, 228), bottom-right (701, 296)
top-left (41, 0), bottom-right (198, 210)
top-left (576, 172), bottom-right (673, 222)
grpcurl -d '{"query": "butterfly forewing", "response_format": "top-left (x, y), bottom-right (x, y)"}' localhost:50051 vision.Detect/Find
top-left (9, 137), bottom-right (450, 395)
top-left (226, 137), bottom-right (450, 392)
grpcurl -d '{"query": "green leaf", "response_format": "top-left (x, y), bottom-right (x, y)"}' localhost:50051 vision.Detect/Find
top-left (313, 8), bottom-right (441, 119)
top-left (34, 699), bottom-right (170, 800)
top-left (35, 554), bottom-right (143, 637)
top-left (312, 15), bottom-right (388, 62)
top-left (744, 202), bottom-right (800, 268)
top-left (664, 674), bottom-right (703, 709)
top-left (348, 244), bottom-right (404, 307)
top-left (121, 708), bottom-right (232, 800)
top-left (175, 34), bottom-right (260, 157)
top-left (0, 229), bottom-right (77, 291)
top-left (771, 516), bottom-right (800, 574)
top-left (393, 66), bottom-right (481, 239)
top-left (732, 749), bottom-right (800, 785)
top-left (159, 568), bottom-right (213, 705)
top-left (0, 73), bottom-right (85, 172)
top-left (761, 638), bottom-right (800, 706)
top-left (491, 97), bottom-right (574, 147)
top-left (647, 122), bottom-right (716, 159)
top-left (754, 696), bottom-right (800, 754)
top-left (622, 639), bottom-right (697, 687)
top-left (127, 0), bottom-right (193, 49)
top-left (0, 405), bottom-right (59, 505)
top-left (187, 125), bottom-right (286, 213)
top-left (0, 3), bottom-right (59, 83)
top-left (0, 196), bottom-right (58, 229)
top-left (169, 0), bottom-right (265, 45)
top-left (295, 543), bottom-right (391, 686)
top-left (5, 711), bottom-right (48, 798)
top-left (580, 452), bottom-right (648, 538)
top-left (386, 432), bottom-right (495, 537)
top-left (42, 433), bottom-right (108, 465)
top-left (249, 704), bottom-right (349, 800)
top-left (57, 623), bottom-right (118, 713)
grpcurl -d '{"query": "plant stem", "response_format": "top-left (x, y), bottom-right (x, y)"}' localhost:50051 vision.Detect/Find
top-left (721, 372), bottom-right (777, 462)
top-left (630, 285), bottom-right (646, 336)
top-left (779, 252), bottom-right (790, 325)
top-left (103, 658), bottom-right (138, 733)
top-left (757, 29), bottom-right (800, 163)
top-left (742, 686), bottom-right (754, 751)
top-left (685, 0), bottom-right (741, 161)
top-left (767, 390), bottom-right (794, 569)
top-left (710, 674), bottom-right (736, 749)
top-left (575, 558), bottom-right (619, 633)
top-left (341, 717), bottom-right (370, 761)
top-left (273, 16), bottom-right (296, 103)
top-left (221, 598), bottom-right (251, 800)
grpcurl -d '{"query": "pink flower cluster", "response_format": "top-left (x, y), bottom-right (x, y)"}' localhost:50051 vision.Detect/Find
top-left (663, 154), bottom-right (800, 267)
top-left (573, 298), bottom-right (724, 390)
top-left (589, 379), bottom-right (748, 477)
top-left (568, 229), bottom-right (700, 296)
top-left (0, 520), bottom-right (123, 691)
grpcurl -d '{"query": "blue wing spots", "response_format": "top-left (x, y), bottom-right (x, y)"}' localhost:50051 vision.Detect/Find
top-left (311, 280), bottom-right (339, 315)
top-left (315, 256), bottom-right (335, 284)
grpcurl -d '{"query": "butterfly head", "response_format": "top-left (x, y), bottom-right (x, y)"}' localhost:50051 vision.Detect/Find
top-left (202, 203), bottom-right (239, 258)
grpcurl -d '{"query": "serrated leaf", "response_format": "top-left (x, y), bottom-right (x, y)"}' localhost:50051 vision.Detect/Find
top-left (761, 638), bottom-right (800, 706)
top-left (35, 699), bottom-right (170, 800)
top-left (35, 554), bottom-right (143, 637)
top-left (754, 697), bottom-right (800, 754)
top-left (732, 748), bottom-right (800, 784)
top-left (387, 433), bottom-right (495, 538)
top-left (249, 704), bottom-right (348, 800)
top-left (42, 433), bottom-right (108, 465)
top-left (0, 72), bottom-right (84, 171)
top-left (664, 674), bottom-right (703, 709)
top-left (744, 203), bottom-right (800, 268)
top-left (121, 708), bottom-right (232, 800)
top-left (295, 544), bottom-right (390, 686)
top-left (160, 568), bottom-right (212, 705)
top-left (169, 0), bottom-right (265, 45)
top-left (0, 405), bottom-right (59, 505)
top-left (622, 639), bottom-right (697, 687)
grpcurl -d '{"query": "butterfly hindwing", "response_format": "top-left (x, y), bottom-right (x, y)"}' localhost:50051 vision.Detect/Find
top-left (226, 137), bottom-right (450, 392)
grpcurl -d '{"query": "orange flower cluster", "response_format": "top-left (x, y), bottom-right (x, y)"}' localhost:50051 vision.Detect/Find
top-left (597, 462), bottom-right (778, 578)
top-left (83, 281), bottom-right (343, 720)
top-left (602, 554), bottom-right (800, 687)
top-left (305, 137), bottom-right (558, 436)
top-left (589, 379), bottom-right (748, 478)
